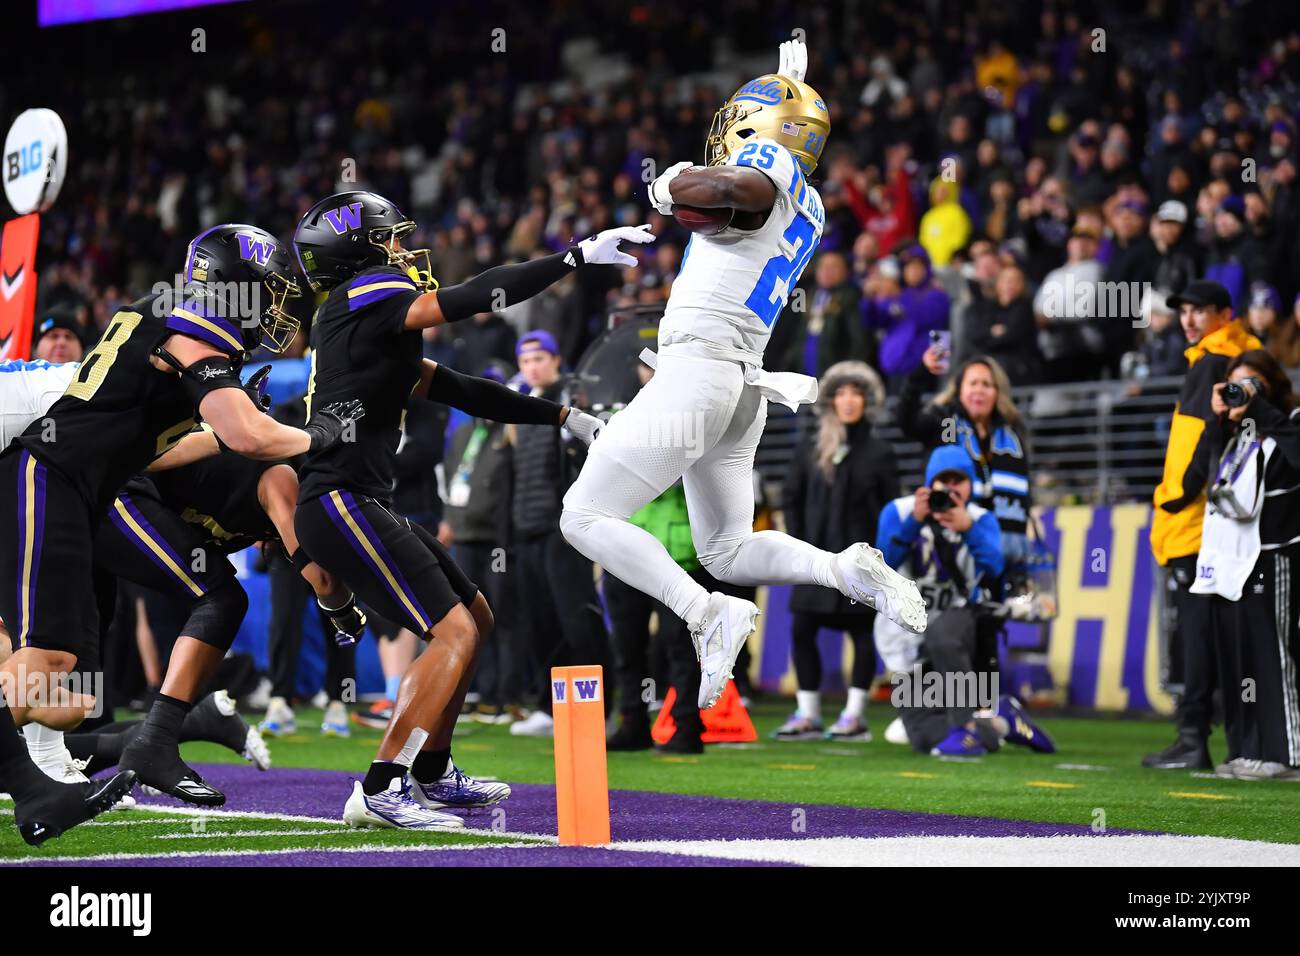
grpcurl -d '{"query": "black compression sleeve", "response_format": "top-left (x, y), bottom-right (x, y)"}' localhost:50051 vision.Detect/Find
top-left (433, 250), bottom-right (581, 324)
top-left (427, 363), bottom-right (564, 425)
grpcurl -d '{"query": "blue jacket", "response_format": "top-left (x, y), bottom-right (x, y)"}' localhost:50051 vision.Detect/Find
top-left (877, 495), bottom-right (1004, 607)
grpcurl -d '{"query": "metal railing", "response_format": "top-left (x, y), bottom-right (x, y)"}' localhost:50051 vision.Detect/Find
top-left (757, 376), bottom-right (1186, 507)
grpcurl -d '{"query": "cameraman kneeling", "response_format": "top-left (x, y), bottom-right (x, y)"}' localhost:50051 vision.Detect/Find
top-left (1193, 350), bottom-right (1300, 780)
top-left (876, 446), bottom-right (1055, 757)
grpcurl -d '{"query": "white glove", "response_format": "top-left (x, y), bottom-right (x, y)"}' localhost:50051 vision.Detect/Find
top-left (648, 161), bottom-right (695, 215)
top-left (563, 408), bottom-right (605, 446)
top-left (577, 224), bottom-right (655, 267)
top-left (778, 39), bottom-right (807, 82)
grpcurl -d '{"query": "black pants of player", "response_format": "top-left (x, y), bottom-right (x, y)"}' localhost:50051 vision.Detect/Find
top-left (1167, 554), bottom-right (1217, 740)
top-left (790, 612), bottom-right (876, 692)
top-left (0, 449), bottom-right (100, 665)
top-left (455, 541), bottom-right (523, 708)
top-left (514, 529), bottom-right (611, 716)
top-left (1211, 547), bottom-right (1300, 766)
top-left (603, 570), bottom-right (702, 739)
top-left (296, 491), bottom-right (479, 640)
top-left (266, 550), bottom-right (355, 703)
top-left (895, 607), bottom-right (1001, 754)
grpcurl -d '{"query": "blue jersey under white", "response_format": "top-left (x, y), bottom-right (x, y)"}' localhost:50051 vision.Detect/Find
top-left (0, 359), bottom-right (78, 449)
top-left (658, 138), bottom-right (825, 360)
top-left (876, 495), bottom-right (1005, 614)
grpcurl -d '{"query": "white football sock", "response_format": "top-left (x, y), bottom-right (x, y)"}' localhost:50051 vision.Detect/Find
top-left (795, 691), bottom-right (821, 722)
top-left (844, 687), bottom-right (870, 720)
top-left (23, 722), bottom-right (66, 763)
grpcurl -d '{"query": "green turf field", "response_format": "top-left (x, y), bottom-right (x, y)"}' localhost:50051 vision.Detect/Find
top-left (168, 699), bottom-right (1300, 843)
top-left (3, 699), bottom-right (1298, 862)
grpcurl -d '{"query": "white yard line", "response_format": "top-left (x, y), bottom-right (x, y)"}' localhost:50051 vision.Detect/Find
top-left (608, 834), bottom-right (1300, 867)
top-left (0, 840), bottom-right (548, 865)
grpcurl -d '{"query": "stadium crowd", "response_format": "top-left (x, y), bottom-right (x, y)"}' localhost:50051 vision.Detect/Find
top-left (7, 0), bottom-right (1300, 769)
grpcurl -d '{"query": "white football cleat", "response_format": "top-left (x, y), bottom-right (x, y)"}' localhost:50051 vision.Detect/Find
top-left (834, 543), bottom-right (927, 633)
top-left (342, 779), bottom-right (465, 830)
top-left (691, 592), bottom-right (760, 709)
top-left (410, 762), bottom-right (512, 809)
top-left (884, 716), bottom-right (911, 746)
top-left (258, 696), bottom-right (296, 737)
top-left (508, 711), bottom-right (554, 738)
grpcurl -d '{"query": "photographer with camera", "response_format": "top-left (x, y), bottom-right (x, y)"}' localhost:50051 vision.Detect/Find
top-left (1146, 280), bottom-right (1261, 770)
top-left (1190, 350), bottom-right (1300, 779)
top-left (875, 446), bottom-right (1055, 757)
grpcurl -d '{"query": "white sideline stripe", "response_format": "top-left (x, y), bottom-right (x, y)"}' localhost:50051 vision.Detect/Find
top-left (157, 828), bottom-right (360, 839)
top-left (0, 841), bottom-right (547, 865)
top-left (609, 835), bottom-right (1300, 867)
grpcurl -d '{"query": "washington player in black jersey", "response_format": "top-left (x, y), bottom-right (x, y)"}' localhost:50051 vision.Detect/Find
top-left (0, 225), bottom-right (363, 842)
top-left (291, 190), bottom-right (648, 828)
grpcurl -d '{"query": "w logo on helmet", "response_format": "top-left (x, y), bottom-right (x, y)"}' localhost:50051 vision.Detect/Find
top-left (237, 233), bottom-right (276, 266)
top-left (322, 202), bottom-right (364, 235)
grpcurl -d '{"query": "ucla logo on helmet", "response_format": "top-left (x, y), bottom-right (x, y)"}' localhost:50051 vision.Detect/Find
top-left (237, 233), bottom-right (276, 267)
top-left (735, 78), bottom-right (783, 105)
top-left (322, 202), bottom-right (363, 235)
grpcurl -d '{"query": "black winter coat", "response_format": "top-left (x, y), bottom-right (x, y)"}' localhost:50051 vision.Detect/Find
top-left (783, 419), bottom-right (900, 616)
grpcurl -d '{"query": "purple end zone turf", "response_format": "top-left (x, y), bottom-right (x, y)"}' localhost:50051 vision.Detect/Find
top-left (17, 846), bottom-right (793, 867)
top-left (134, 764), bottom-right (1144, 841)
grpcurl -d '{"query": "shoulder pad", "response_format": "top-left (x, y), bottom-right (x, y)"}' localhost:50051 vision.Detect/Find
top-left (342, 267), bottom-right (419, 312)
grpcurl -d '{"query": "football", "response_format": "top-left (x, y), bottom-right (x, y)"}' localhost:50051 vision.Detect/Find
top-left (672, 204), bottom-right (735, 235)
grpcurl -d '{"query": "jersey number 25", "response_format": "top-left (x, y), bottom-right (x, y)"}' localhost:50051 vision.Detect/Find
top-left (745, 213), bottom-right (819, 328)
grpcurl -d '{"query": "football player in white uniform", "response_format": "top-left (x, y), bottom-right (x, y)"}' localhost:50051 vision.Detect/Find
top-left (0, 359), bottom-right (78, 451)
top-left (562, 41), bottom-right (927, 709)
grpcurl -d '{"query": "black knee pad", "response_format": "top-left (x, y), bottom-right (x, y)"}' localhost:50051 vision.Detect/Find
top-left (181, 578), bottom-right (249, 651)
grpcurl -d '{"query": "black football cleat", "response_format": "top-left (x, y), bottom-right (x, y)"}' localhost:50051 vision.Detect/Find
top-left (1141, 732), bottom-right (1212, 770)
top-left (607, 717), bottom-right (654, 752)
top-left (119, 738), bottom-right (226, 806)
top-left (16, 770), bottom-right (137, 847)
top-left (654, 733), bottom-right (704, 755)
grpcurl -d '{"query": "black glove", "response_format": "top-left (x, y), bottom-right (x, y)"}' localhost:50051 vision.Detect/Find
top-left (244, 365), bottom-right (273, 411)
top-left (319, 595), bottom-right (367, 647)
top-left (304, 399), bottom-right (365, 453)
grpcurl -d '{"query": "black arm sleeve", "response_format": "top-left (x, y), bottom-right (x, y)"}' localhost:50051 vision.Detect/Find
top-left (426, 363), bottom-right (564, 426)
top-left (895, 367), bottom-right (945, 445)
top-left (434, 251), bottom-right (579, 324)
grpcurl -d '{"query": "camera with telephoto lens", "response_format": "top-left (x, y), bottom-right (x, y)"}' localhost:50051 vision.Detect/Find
top-left (928, 488), bottom-right (955, 513)
top-left (1222, 377), bottom-right (1263, 408)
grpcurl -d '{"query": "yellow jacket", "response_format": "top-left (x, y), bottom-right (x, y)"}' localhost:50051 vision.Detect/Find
top-left (1150, 320), bottom-right (1262, 564)
top-left (919, 179), bottom-right (971, 268)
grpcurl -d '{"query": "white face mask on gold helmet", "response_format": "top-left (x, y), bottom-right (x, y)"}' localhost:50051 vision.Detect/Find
top-left (706, 74), bottom-right (831, 175)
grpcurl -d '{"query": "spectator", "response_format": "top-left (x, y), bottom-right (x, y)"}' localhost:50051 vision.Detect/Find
top-left (31, 307), bottom-right (86, 364)
top-left (918, 178), bottom-right (972, 268)
top-left (1146, 280), bottom-right (1262, 771)
top-left (507, 331), bottom-right (610, 738)
top-left (1034, 221), bottom-right (1107, 381)
top-left (1205, 194), bottom-right (1268, 311)
top-left (1151, 200), bottom-right (1199, 294)
top-left (780, 251), bottom-right (869, 378)
top-left (875, 445), bottom-right (1054, 757)
top-left (962, 262), bottom-right (1040, 383)
top-left (864, 244), bottom-right (951, 386)
top-left (898, 352), bottom-right (1034, 679)
top-left (1134, 290), bottom-right (1190, 380)
top-left (1195, 350), bottom-right (1300, 779)
top-left (776, 361), bottom-right (895, 742)
top-left (1244, 282), bottom-right (1282, 346)
top-left (1268, 293), bottom-right (1300, 370)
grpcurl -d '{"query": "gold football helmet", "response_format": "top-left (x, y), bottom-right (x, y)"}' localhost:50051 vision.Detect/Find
top-left (706, 74), bottom-right (831, 175)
